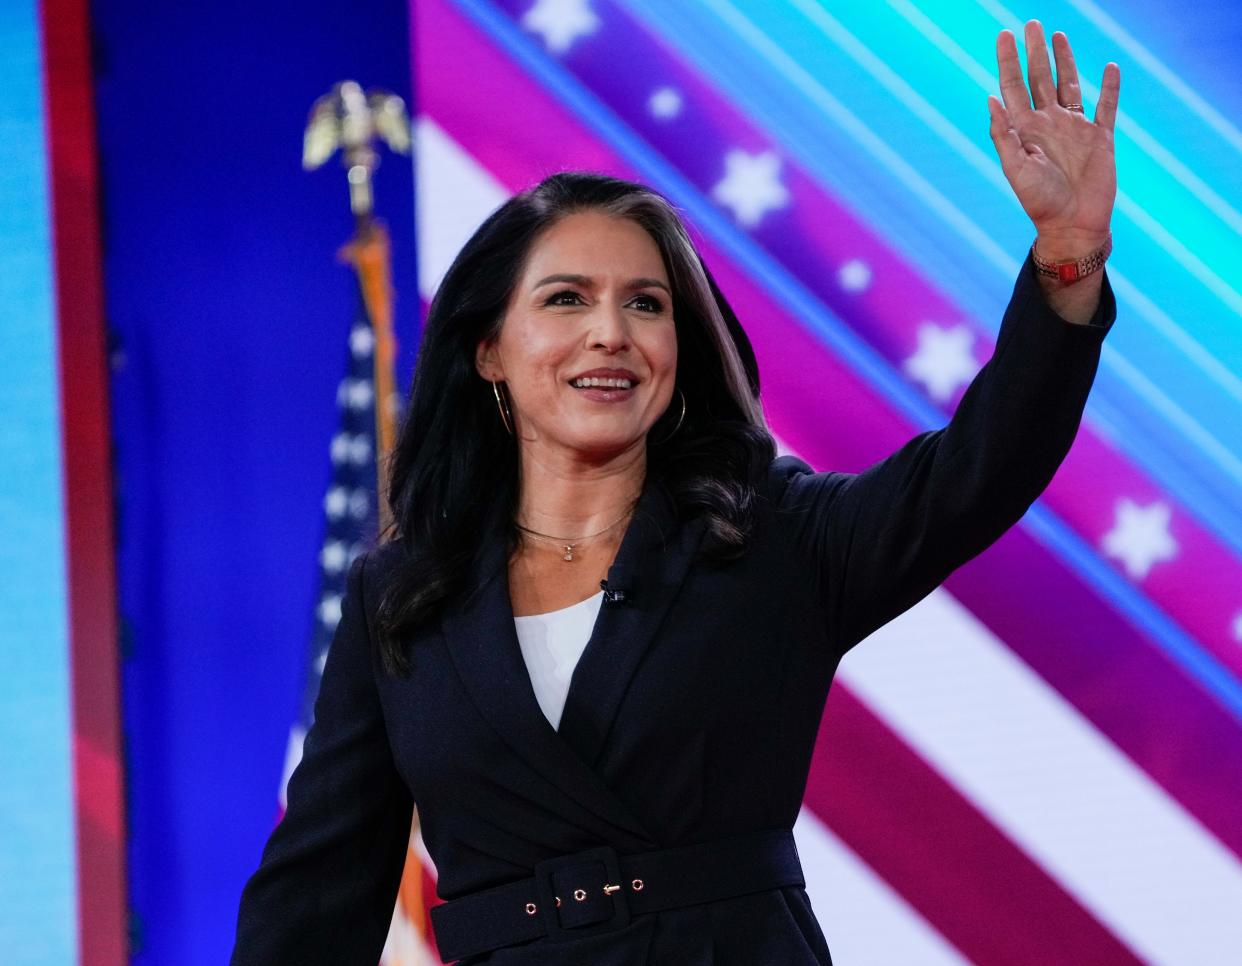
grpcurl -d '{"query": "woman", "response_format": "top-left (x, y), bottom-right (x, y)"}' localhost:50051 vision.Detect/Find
top-left (232, 21), bottom-right (1119, 965)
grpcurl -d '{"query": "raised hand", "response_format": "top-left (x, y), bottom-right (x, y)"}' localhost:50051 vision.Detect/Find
top-left (987, 21), bottom-right (1119, 260)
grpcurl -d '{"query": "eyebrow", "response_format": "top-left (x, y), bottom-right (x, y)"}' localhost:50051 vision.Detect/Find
top-left (532, 273), bottom-right (671, 294)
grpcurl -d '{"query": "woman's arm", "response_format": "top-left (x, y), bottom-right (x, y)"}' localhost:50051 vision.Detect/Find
top-left (230, 551), bottom-right (413, 964)
top-left (778, 22), bottom-right (1120, 655)
top-left (780, 254), bottom-right (1115, 654)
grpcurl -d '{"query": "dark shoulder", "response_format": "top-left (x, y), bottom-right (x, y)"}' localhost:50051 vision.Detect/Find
top-left (761, 453), bottom-right (819, 502)
top-left (353, 539), bottom-right (411, 620)
top-left (762, 453), bottom-right (853, 516)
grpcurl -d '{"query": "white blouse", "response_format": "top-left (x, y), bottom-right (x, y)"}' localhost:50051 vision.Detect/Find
top-left (513, 590), bottom-right (605, 730)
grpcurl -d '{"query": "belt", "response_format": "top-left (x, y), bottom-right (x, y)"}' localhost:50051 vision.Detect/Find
top-left (430, 828), bottom-right (805, 963)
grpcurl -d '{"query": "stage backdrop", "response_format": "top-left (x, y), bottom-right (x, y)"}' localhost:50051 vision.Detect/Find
top-left (92, 0), bottom-right (1242, 965)
top-left (407, 0), bottom-right (1242, 963)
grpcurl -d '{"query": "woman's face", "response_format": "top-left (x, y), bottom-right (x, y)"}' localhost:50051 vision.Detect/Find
top-left (476, 210), bottom-right (678, 462)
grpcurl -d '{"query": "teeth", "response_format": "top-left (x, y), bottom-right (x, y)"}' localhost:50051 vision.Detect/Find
top-left (571, 376), bottom-right (633, 389)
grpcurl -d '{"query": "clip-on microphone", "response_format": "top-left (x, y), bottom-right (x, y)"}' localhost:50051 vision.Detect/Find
top-left (600, 564), bottom-right (631, 604)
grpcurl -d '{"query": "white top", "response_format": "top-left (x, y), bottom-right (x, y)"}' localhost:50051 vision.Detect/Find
top-left (513, 590), bottom-right (605, 730)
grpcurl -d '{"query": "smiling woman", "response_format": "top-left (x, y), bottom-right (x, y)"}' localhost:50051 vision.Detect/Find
top-left (372, 172), bottom-right (774, 644)
top-left (476, 212), bottom-right (679, 465)
top-left (231, 22), bottom-right (1120, 961)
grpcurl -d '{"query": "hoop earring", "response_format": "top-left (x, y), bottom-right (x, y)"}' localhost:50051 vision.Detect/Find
top-left (649, 386), bottom-right (687, 445)
top-left (491, 380), bottom-right (514, 436)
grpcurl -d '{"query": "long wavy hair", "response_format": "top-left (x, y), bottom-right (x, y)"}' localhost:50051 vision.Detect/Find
top-left (374, 171), bottom-right (775, 676)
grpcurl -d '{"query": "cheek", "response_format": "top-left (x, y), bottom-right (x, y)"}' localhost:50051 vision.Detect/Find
top-left (647, 326), bottom-right (679, 379)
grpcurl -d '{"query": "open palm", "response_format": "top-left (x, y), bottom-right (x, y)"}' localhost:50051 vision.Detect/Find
top-left (988, 21), bottom-right (1120, 245)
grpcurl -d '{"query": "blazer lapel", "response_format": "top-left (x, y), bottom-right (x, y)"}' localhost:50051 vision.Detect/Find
top-left (438, 471), bottom-right (705, 843)
top-left (557, 475), bottom-right (707, 769)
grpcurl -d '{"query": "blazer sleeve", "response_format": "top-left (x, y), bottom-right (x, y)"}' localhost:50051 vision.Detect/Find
top-left (777, 252), bottom-right (1116, 657)
top-left (230, 549), bottom-right (414, 964)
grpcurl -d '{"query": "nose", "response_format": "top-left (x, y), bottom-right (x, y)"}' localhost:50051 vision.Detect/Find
top-left (587, 301), bottom-right (631, 351)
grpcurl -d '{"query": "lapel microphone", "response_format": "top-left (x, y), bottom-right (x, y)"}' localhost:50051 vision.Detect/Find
top-left (600, 567), bottom-right (631, 604)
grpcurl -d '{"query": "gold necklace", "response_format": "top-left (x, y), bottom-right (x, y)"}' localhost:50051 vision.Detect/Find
top-left (515, 501), bottom-right (637, 562)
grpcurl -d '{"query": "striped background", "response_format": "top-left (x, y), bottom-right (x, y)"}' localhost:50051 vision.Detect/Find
top-left (407, 1), bottom-right (1242, 961)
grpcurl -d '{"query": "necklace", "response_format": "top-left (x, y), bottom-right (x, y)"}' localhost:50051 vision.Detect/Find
top-left (515, 500), bottom-right (637, 562)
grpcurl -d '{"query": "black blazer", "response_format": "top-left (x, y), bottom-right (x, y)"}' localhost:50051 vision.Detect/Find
top-left (231, 257), bottom-right (1115, 964)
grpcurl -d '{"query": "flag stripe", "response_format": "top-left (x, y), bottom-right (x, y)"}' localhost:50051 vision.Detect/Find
top-left (809, 687), bottom-right (1141, 963)
top-left (792, 807), bottom-right (968, 966)
top-left (837, 573), bottom-right (1242, 960)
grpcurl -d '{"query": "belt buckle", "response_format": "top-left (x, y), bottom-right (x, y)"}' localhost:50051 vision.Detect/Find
top-left (533, 844), bottom-right (631, 942)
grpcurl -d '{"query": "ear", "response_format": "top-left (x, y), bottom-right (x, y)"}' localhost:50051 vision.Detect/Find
top-left (475, 335), bottom-right (504, 382)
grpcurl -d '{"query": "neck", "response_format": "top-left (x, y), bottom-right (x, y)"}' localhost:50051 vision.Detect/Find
top-left (514, 440), bottom-right (646, 539)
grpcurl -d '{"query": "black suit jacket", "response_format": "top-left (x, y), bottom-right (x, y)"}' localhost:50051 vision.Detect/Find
top-left (231, 257), bottom-right (1115, 964)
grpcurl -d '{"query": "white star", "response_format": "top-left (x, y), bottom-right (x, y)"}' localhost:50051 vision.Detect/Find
top-left (321, 540), bottom-right (348, 574)
top-left (838, 259), bottom-right (872, 292)
top-left (350, 326), bottom-right (374, 358)
top-left (348, 488), bottom-right (370, 519)
top-left (711, 148), bottom-right (790, 228)
top-left (330, 432), bottom-right (351, 464)
top-left (648, 86), bottom-right (682, 119)
top-left (324, 486), bottom-right (348, 519)
top-left (348, 435), bottom-right (372, 465)
top-left (318, 594), bottom-right (342, 628)
top-left (902, 323), bottom-right (979, 403)
top-left (1101, 497), bottom-right (1179, 581)
top-left (337, 378), bottom-right (374, 411)
top-left (1232, 611), bottom-right (1242, 643)
top-left (349, 380), bottom-right (374, 410)
top-left (521, 0), bottom-right (600, 54)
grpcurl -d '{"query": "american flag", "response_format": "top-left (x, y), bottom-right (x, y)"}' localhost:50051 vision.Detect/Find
top-left (407, 0), bottom-right (1242, 962)
top-left (278, 301), bottom-right (379, 819)
top-left (278, 264), bottom-right (441, 964)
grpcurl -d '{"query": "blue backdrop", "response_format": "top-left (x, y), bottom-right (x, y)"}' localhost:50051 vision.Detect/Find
top-left (92, 2), bottom-right (417, 961)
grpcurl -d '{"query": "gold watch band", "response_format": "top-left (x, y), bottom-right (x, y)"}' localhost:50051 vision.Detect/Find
top-left (1031, 232), bottom-right (1113, 283)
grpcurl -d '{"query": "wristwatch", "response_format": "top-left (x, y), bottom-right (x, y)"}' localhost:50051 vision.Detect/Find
top-left (1030, 232), bottom-right (1112, 283)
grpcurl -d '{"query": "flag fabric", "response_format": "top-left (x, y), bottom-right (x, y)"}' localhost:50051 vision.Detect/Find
top-left (279, 285), bottom-right (380, 818)
top-left (407, 0), bottom-right (1242, 963)
top-left (277, 248), bottom-right (440, 964)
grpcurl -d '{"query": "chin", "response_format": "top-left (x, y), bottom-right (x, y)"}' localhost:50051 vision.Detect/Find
top-left (566, 429), bottom-right (645, 457)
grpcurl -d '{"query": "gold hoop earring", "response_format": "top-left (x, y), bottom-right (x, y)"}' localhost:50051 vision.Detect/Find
top-left (491, 380), bottom-right (514, 436)
top-left (650, 386), bottom-right (687, 445)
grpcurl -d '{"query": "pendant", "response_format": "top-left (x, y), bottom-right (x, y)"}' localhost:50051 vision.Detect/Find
top-left (563, 544), bottom-right (575, 562)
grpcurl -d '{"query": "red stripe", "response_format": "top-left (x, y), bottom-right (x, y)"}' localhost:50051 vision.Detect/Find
top-left (809, 687), bottom-right (1141, 963)
top-left (40, 0), bottom-right (128, 961)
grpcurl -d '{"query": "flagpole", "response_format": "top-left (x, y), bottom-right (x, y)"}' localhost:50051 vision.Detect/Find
top-left (343, 221), bottom-right (398, 540)
top-left (305, 82), bottom-right (438, 964)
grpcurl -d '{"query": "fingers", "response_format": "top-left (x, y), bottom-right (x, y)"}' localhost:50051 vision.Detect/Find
top-left (1023, 20), bottom-right (1057, 110)
top-left (1051, 31), bottom-right (1083, 109)
top-left (987, 94), bottom-right (1025, 174)
top-left (1094, 62), bottom-right (1121, 131)
top-left (996, 29), bottom-right (1032, 116)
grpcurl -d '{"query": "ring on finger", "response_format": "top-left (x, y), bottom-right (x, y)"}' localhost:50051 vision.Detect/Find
top-left (1062, 101), bottom-right (1085, 113)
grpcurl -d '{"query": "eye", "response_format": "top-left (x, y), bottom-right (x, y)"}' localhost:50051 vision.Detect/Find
top-left (544, 289), bottom-right (584, 306)
top-left (630, 293), bottom-right (665, 313)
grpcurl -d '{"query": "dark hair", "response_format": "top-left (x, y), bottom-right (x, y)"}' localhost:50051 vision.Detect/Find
top-left (374, 171), bottom-right (775, 676)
